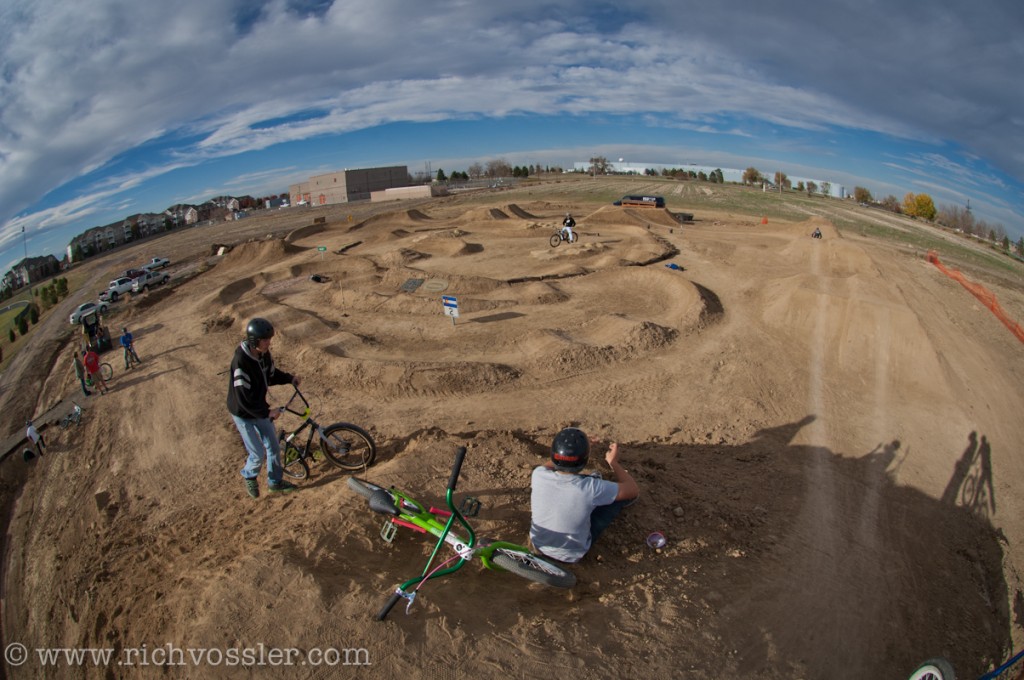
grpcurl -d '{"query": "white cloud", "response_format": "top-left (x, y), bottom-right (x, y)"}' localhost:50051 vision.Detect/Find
top-left (1, 0), bottom-right (1021, 254)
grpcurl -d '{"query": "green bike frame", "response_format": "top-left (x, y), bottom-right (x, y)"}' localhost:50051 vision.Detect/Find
top-left (374, 447), bottom-right (537, 619)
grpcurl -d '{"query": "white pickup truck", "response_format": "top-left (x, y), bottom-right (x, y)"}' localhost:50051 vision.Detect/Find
top-left (99, 276), bottom-right (135, 302)
top-left (132, 270), bottom-right (170, 293)
top-left (145, 256), bottom-right (170, 270)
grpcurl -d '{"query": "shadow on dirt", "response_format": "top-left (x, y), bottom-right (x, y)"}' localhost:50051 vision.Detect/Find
top-left (346, 420), bottom-right (1013, 678)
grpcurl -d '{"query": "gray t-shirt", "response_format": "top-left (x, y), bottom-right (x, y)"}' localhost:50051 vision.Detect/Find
top-left (530, 466), bottom-right (618, 563)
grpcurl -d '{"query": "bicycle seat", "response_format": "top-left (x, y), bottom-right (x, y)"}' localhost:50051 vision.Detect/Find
top-left (369, 489), bottom-right (400, 516)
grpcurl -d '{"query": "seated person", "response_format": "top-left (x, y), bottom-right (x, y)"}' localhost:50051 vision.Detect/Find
top-left (561, 213), bottom-right (576, 240)
top-left (530, 427), bottom-right (639, 563)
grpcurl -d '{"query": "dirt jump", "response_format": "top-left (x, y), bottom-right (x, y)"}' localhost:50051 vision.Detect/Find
top-left (1, 189), bottom-right (1022, 679)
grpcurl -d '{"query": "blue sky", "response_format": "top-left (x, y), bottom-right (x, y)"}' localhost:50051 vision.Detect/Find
top-left (1, 0), bottom-right (1022, 270)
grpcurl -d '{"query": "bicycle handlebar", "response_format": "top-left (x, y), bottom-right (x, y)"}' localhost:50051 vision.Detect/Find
top-left (447, 446), bottom-right (467, 492)
top-left (280, 384), bottom-right (309, 416)
top-left (376, 591), bottom-right (404, 621)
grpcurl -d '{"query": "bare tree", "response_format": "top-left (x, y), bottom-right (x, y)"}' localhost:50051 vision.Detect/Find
top-left (485, 159), bottom-right (512, 178)
top-left (742, 167), bottom-right (761, 185)
top-left (588, 156), bottom-right (611, 176)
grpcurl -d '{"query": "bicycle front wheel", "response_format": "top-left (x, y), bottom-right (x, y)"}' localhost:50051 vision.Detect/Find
top-left (320, 423), bottom-right (376, 471)
top-left (100, 363), bottom-right (113, 381)
top-left (491, 549), bottom-right (576, 588)
top-left (549, 233), bottom-right (561, 248)
top-left (907, 658), bottom-right (955, 680)
top-left (281, 445), bottom-right (309, 480)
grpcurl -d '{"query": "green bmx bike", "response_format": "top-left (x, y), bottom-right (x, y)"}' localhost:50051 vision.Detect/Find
top-left (349, 446), bottom-right (576, 620)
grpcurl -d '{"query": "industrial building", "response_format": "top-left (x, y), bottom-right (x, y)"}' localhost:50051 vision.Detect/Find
top-left (572, 160), bottom-right (846, 199)
top-left (289, 166), bottom-right (411, 206)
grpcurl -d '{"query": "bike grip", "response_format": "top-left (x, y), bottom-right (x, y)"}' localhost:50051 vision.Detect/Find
top-left (375, 592), bottom-right (403, 621)
top-left (447, 446), bottom-right (468, 491)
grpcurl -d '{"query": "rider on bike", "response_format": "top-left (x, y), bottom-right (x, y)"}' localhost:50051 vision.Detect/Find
top-left (561, 213), bottom-right (576, 241)
top-left (120, 326), bottom-right (141, 369)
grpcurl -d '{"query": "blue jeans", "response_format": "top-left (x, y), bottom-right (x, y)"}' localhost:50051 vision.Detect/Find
top-left (232, 415), bottom-right (283, 485)
top-left (590, 498), bottom-right (634, 541)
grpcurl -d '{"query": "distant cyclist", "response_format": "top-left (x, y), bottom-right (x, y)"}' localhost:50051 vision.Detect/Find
top-left (120, 326), bottom-right (141, 369)
top-left (561, 213), bottom-right (576, 241)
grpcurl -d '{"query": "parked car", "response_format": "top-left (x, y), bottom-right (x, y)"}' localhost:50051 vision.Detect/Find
top-left (146, 257), bottom-right (170, 270)
top-left (99, 277), bottom-right (135, 302)
top-left (70, 301), bottom-right (108, 325)
top-left (132, 270), bottom-right (170, 293)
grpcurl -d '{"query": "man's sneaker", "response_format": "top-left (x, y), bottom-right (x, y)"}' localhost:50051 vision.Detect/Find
top-left (268, 481), bottom-right (298, 494)
top-left (245, 478), bottom-right (259, 499)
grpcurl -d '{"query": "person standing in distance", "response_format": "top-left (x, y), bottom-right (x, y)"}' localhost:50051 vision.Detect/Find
top-left (226, 318), bottom-right (301, 498)
top-left (529, 427), bottom-right (639, 563)
top-left (26, 420), bottom-right (45, 457)
top-left (71, 349), bottom-right (91, 397)
top-left (82, 347), bottom-right (109, 394)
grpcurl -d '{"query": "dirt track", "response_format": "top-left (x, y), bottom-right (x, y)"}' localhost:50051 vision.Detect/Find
top-left (2, 183), bottom-right (1023, 679)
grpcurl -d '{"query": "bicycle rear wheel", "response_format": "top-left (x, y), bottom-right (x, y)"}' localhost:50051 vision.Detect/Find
top-left (491, 549), bottom-right (576, 588)
top-left (907, 658), bottom-right (955, 680)
top-left (100, 363), bottom-right (113, 381)
top-left (567, 231), bottom-right (578, 243)
top-left (281, 444), bottom-right (309, 480)
top-left (347, 477), bottom-right (388, 499)
top-left (320, 423), bottom-right (376, 471)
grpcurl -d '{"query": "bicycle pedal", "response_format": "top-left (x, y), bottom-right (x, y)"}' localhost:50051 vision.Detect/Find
top-left (459, 497), bottom-right (481, 517)
top-left (380, 520), bottom-right (397, 543)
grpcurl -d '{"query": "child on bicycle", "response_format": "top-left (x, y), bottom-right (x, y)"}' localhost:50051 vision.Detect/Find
top-left (529, 427), bottom-right (639, 563)
top-left (120, 327), bottom-right (141, 369)
top-left (561, 213), bottom-right (576, 241)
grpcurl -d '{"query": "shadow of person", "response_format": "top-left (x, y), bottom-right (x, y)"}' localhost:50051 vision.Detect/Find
top-left (941, 431), bottom-right (978, 505)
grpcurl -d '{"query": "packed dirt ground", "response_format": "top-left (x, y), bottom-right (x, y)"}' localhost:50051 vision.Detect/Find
top-left (2, 179), bottom-right (1024, 679)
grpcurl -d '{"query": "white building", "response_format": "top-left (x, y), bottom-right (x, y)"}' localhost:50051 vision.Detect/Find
top-left (572, 161), bottom-right (846, 199)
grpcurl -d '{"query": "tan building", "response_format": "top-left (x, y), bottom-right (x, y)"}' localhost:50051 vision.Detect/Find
top-left (290, 166), bottom-right (409, 206)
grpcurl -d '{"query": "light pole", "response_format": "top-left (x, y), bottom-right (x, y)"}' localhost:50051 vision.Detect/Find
top-left (22, 226), bottom-right (27, 260)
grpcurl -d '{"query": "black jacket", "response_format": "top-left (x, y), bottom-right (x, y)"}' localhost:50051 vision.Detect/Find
top-left (226, 341), bottom-right (294, 419)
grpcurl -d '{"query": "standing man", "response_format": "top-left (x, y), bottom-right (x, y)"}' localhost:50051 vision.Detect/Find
top-left (71, 349), bottom-right (92, 397)
top-left (82, 348), bottom-right (109, 395)
top-left (530, 427), bottom-right (639, 563)
top-left (227, 318), bottom-right (301, 499)
top-left (25, 420), bottom-right (45, 458)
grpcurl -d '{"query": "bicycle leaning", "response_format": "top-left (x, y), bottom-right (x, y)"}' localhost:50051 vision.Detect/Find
top-left (60, 402), bottom-right (83, 429)
top-left (85, 362), bottom-right (113, 387)
top-left (277, 385), bottom-right (376, 479)
top-left (349, 445), bottom-right (576, 621)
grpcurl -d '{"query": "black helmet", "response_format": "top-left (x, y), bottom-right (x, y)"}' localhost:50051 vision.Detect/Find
top-left (551, 427), bottom-right (589, 471)
top-left (246, 317), bottom-right (275, 344)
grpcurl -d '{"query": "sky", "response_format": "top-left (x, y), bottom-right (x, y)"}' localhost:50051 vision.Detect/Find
top-left (1, 0), bottom-right (1022, 270)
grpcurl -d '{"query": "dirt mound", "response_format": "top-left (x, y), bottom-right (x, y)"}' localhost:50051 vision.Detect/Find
top-left (379, 248), bottom-right (430, 267)
top-left (407, 209), bottom-right (432, 220)
top-left (462, 207), bottom-right (510, 221)
top-left (220, 237), bottom-right (302, 268)
top-left (506, 204), bottom-right (538, 219)
top-left (4, 186), bottom-right (1022, 680)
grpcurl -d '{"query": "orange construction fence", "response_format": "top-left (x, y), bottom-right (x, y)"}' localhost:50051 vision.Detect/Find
top-left (927, 250), bottom-right (1024, 344)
